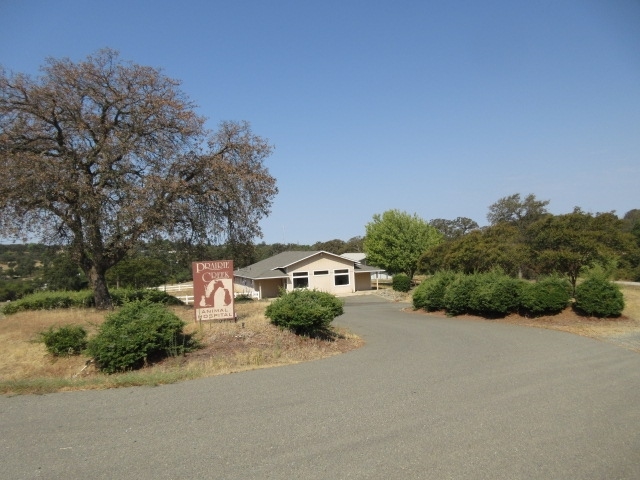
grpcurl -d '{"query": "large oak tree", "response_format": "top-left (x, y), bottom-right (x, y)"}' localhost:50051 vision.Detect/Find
top-left (0, 49), bottom-right (278, 308)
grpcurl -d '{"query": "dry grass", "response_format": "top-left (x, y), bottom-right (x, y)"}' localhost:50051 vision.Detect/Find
top-left (0, 300), bottom-right (363, 395)
top-left (173, 301), bottom-right (363, 375)
top-left (2, 284), bottom-right (639, 395)
top-left (409, 284), bottom-right (640, 353)
top-left (0, 309), bottom-right (104, 382)
top-left (621, 284), bottom-right (640, 321)
top-left (498, 285), bottom-right (640, 341)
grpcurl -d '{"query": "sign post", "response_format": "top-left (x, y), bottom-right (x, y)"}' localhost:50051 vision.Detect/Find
top-left (192, 260), bottom-right (235, 323)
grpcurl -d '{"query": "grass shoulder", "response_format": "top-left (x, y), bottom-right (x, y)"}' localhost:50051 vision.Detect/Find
top-left (0, 300), bottom-right (363, 396)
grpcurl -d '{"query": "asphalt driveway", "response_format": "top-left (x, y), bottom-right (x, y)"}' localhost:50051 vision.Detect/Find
top-left (1, 295), bottom-right (639, 479)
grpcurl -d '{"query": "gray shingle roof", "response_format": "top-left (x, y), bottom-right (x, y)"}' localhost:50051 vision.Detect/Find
top-left (234, 251), bottom-right (322, 280)
top-left (234, 250), bottom-right (383, 280)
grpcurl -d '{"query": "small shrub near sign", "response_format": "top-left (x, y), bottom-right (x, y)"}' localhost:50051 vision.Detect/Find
top-left (87, 301), bottom-right (197, 373)
top-left (265, 289), bottom-right (344, 336)
top-left (39, 325), bottom-right (88, 356)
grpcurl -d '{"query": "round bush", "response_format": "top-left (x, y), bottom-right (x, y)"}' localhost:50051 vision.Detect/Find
top-left (412, 271), bottom-right (458, 311)
top-left (87, 301), bottom-right (193, 373)
top-left (392, 274), bottom-right (412, 292)
top-left (574, 277), bottom-right (624, 317)
top-left (265, 289), bottom-right (344, 335)
top-left (443, 274), bottom-right (479, 316)
top-left (520, 276), bottom-right (571, 315)
top-left (39, 325), bottom-right (88, 356)
top-left (468, 272), bottom-right (521, 317)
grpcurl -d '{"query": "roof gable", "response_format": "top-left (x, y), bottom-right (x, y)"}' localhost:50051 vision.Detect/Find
top-left (234, 251), bottom-right (354, 280)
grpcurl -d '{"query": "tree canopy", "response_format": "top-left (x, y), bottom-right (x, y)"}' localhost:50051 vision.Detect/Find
top-left (418, 223), bottom-right (529, 277)
top-left (420, 201), bottom-right (640, 285)
top-left (364, 210), bottom-right (442, 279)
top-left (429, 217), bottom-right (479, 240)
top-left (487, 193), bottom-right (550, 230)
top-left (527, 208), bottom-right (638, 293)
top-left (0, 49), bottom-right (278, 308)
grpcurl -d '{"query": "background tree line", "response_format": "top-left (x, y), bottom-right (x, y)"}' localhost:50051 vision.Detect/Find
top-left (2, 192), bottom-right (638, 303)
top-left (419, 194), bottom-right (640, 292)
top-left (0, 236), bottom-right (365, 301)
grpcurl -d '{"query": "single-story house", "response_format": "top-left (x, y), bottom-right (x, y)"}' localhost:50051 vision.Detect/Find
top-left (340, 253), bottom-right (392, 281)
top-left (233, 251), bottom-right (384, 299)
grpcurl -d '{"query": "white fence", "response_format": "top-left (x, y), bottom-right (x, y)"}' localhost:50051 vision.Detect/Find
top-left (157, 283), bottom-right (193, 292)
top-left (173, 291), bottom-right (260, 305)
top-left (175, 295), bottom-right (194, 305)
top-left (154, 283), bottom-right (260, 305)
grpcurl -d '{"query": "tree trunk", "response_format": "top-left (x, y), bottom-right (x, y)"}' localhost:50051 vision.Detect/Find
top-left (87, 266), bottom-right (113, 309)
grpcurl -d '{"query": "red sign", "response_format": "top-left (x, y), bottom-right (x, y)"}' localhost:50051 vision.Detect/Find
top-left (192, 260), bottom-right (235, 322)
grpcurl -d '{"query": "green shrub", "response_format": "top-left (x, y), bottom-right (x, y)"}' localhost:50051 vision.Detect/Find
top-left (233, 294), bottom-right (254, 303)
top-left (0, 288), bottom-right (182, 315)
top-left (413, 271), bottom-right (458, 311)
top-left (574, 277), bottom-right (624, 317)
top-left (392, 274), bottom-right (412, 292)
top-left (520, 275), bottom-right (571, 315)
top-left (0, 279), bottom-right (37, 302)
top-left (39, 325), bottom-right (88, 356)
top-left (443, 274), bottom-right (479, 316)
top-left (265, 289), bottom-right (344, 336)
top-left (468, 271), bottom-right (521, 317)
top-left (1, 290), bottom-right (95, 314)
top-left (86, 300), bottom-right (196, 373)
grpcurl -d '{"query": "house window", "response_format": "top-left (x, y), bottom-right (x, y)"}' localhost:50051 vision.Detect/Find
top-left (314, 270), bottom-right (329, 276)
top-left (334, 269), bottom-right (349, 286)
top-left (292, 271), bottom-right (309, 289)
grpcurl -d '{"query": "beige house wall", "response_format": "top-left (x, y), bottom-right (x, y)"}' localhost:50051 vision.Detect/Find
top-left (234, 252), bottom-right (376, 299)
top-left (257, 278), bottom-right (285, 298)
top-left (285, 253), bottom-right (356, 295)
top-left (354, 272), bottom-right (372, 291)
top-left (234, 277), bottom-right (285, 299)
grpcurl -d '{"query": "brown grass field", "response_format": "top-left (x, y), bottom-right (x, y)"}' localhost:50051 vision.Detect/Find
top-left (1, 285), bottom-right (639, 395)
top-left (0, 300), bottom-right (363, 395)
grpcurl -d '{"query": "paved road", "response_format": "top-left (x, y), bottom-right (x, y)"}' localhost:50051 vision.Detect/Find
top-left (2, 296), bottom-right (639, 479)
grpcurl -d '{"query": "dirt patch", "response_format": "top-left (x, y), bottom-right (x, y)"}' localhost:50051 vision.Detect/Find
top-left (405, 306), bottom-right (640, 354)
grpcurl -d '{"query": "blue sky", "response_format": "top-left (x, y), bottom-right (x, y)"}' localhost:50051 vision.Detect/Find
top-left (1, 0), bottom-right (639, 245)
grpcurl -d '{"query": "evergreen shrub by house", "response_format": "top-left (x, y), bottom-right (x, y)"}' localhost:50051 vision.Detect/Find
top-left (574, 277), bottom-right (624, 317)
top-left (87, 300), bottom-right (195, 373)
top-left (520, 275), bottom-right (571, 315)
top-left (233, 293), bottom-right (254, 303)
top-left (265, 289), bottom-right (344, 336)
top-left (392, 274), bottom-right (412, 292)
top-left (468, 271), bottom-right (521, 317)
top-left (39, 325), bottom-right (88, 356)
top-left (412, 271), bottom-right (459, 311)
